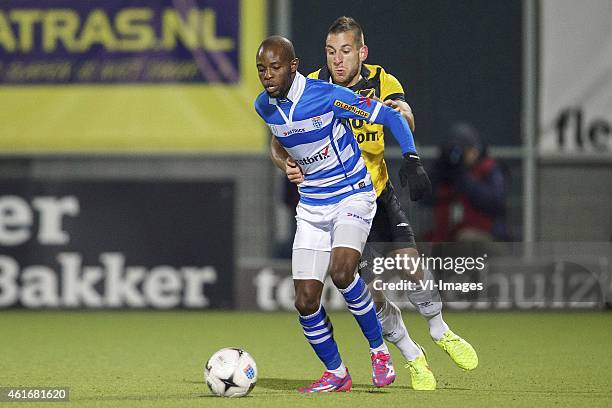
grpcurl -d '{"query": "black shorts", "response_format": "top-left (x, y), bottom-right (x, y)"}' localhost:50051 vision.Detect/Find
top-left (360, 181), bottom-right (416, 283)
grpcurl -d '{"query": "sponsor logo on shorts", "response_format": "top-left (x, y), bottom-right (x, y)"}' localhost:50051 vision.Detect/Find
top-left (334, 100), bottom-right (370, 118)
top-left (346, 212), bottom-right (370, 224)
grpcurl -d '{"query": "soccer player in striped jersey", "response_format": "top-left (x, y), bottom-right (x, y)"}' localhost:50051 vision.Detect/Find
top-left (255, 36), bottom-right (430, 393)
top-left (274, 17), bottom-right (479, 391)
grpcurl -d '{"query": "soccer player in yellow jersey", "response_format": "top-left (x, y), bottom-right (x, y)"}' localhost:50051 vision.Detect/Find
top-left (271, 17), bottom-right (478, 390)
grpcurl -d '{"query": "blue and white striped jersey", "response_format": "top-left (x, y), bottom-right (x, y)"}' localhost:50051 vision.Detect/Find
top-left (255, 72), bottom-right (417, 206)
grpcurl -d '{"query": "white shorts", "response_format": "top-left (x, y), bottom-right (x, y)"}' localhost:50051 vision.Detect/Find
top-left (292, 191), bottom-right (377, 281)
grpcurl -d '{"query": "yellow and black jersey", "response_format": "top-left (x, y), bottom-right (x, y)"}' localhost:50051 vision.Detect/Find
top-left (308, 64), bottom-right (406, 197)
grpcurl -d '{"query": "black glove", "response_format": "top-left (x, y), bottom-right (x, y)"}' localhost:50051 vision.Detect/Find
top-left (399, 153), bottom-right (432, 201)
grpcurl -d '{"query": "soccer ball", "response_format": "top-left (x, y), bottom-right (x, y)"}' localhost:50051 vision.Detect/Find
top-left (204, 348), bottom-right (257, 397)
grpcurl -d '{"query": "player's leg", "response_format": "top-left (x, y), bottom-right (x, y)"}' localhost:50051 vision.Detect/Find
top-left (363, 190), bottom-right (436, 390)
top-left (359, 242), bottom-right (422, 361)
top-left (292, 253), bottom-right (352, 393)
top-left (329, 244), bottom-right (383, 347)
top-left (381, 182), bottom-right (444, 320)
top-left (329, 193), bottom-right (395, 387)
top-left (384, 182), bottom-right (478, 371)
top-left (389, 246), bottom-right (447, 335)
top-left (328, 244), bottom-right (380, 344)
top-left (390, 249), bottom-right (479, 372)
top-left (292, 208), bottom-right (352, 393)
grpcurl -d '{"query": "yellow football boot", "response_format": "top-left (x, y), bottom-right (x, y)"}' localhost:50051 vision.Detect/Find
top-left (405, 346), bottom-right (436, 390)
top-left (435, 330), bottom-right (478, 370)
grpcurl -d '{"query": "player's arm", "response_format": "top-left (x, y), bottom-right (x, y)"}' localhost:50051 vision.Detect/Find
top-left (270, 135), bottom-right (288, 170)
top-left (331, 85), bottom-right (417, 154)
top-left (376, 104), bottom-right (430, 201)
top-left (270, 136), bottom-right (304, 184)
top-left (381, 72), bottom-right (415, 131)
top-left (384, 99), bottom-right (415, 131)
top-left (331, 86), bottom-right (430, 200)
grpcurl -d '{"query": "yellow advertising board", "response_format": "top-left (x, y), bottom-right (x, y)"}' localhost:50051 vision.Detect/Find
top-left (0, 0), bottom-right (267, 152)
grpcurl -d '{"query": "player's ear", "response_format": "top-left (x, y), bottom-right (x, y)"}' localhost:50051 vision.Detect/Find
top-left (360, 45), bottom-right (368, 62)
top-left (290, 58), bottom-right (299, 73)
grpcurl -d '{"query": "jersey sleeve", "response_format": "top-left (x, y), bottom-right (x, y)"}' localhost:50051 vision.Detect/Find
top-left (330, 85), bottom-right (384, 122)
top-left (330, 85), bottom-right (417, 154)
top-left (381, 72), bottom-right (405, 101)
top-left (253, 98), bottom-right (264, 119)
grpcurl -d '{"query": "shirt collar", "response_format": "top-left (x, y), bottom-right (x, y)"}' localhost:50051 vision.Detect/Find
top-left (269, 71), bottom-right (306, 105)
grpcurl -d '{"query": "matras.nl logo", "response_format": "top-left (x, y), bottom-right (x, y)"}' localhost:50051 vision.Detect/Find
top-left (0, 0), bottom-right (239, 83)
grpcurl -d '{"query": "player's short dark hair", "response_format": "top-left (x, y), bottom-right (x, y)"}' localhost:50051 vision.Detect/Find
top-left (328, 16), bottom-right (364, 47)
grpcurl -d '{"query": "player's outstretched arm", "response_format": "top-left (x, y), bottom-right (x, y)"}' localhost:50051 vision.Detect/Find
top-left (372, 105), bottom-right (431, 200)
top-left (371, 101), bottom-right (417, 154)
top-left (330, 85), bottom-right (430, 200)
top-left (330, 85), bottom-right (417, 154)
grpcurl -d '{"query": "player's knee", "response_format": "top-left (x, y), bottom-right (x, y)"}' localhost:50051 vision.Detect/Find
top-left (329, 261), bottom-right (356, 290)
top-left (294, 294), bottom-right (320, 316)
top-left (329, 246), bottom-right (361, 289)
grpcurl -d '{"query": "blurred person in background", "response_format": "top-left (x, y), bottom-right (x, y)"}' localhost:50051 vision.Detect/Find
top-left (428, 122), bottom-right (509, 244)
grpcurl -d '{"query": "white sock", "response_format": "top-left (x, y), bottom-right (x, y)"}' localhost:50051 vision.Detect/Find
top-left (370, 342), bottom-right (389, 354)
top-left (377, 300), bottom-right (422, 361)
top-left (328, 361), bottom-right (347, 378)
top-left (394, 334), bottom-right (422, 361)
top-left (428, 312), bottom-right (450, 341)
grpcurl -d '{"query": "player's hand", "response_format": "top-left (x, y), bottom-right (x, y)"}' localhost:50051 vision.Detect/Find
top-left (399, 153), bottom-right (431, 201)
top-left (285, 157), bottom-right (304, 184)
top-left (384, 99), bottom-right (415, 131)
top-left (384, 99), bottom-right (401, 112)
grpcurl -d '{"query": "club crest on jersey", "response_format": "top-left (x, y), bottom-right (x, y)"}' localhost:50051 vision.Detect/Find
top-left (311, 116), bottom-right (323, 129)
top-left (296, 145), bottom-right (330, 166)
top-left (334, 100), bottom-right (370, 118)
top-left (358, 88), bottom-right (376, 99)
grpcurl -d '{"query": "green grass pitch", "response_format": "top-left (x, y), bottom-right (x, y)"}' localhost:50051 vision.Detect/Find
top-left (1, 311), bottom-right (610, 407)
